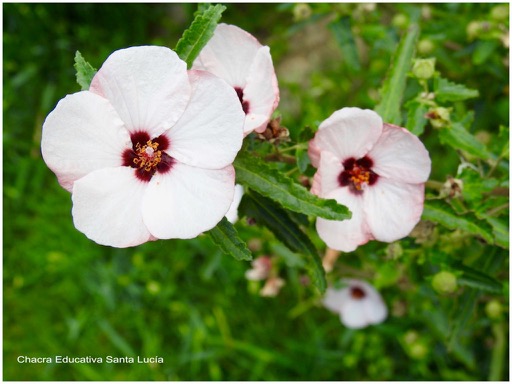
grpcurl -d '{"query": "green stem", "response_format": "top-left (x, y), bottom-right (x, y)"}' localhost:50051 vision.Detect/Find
top-left (425, 180), bottom-right (444, 190)
top-left (488, 322), bottom-right (505, 381)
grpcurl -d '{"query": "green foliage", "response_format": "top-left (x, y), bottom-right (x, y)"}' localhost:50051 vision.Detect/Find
top-left (234, 151), bottom-right (351, 221)
top-left (174, 4), bottom-right (226, 68)
top-left (240, 190), bottom-right (326, 293)
top-left (434, 77), bottom-right (479, 103)
top-left (207, 217), bottom-right (252, 261)
top-left (74, 51), bottom-right (96, 90)
top-left (375, 24), bottom-right (419, 124)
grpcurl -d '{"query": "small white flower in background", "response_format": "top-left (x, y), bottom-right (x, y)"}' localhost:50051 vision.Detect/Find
top-left (260, 276), bottom-right (285, 297)
top-left (308, 107), bottom-right (431, 252)
top-left (225, 184), bottom-right (245, 223)
top-left (245, 256), bottom-right (272, 281)
top-left (323, 279), bottom-right (387, 329)
top-left (41, 46), bottom-right (244, 248)
top-left (193, 23), bottom-right (280, 135)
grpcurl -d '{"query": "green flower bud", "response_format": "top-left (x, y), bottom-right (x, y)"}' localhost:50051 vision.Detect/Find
top-left (412, 58), bottom-right (436, 80)
top-left (491, 5), bottom-right (509, 22)
top-left (432, 271), bottom-right (458, 294)
top-left (466, 21), bottom-right (482, 40)
top-left (417, 39), bottom-right (435, 56)
top-left (485, 300), bottom-right (503, 320)
top-left (293, 3), bottom-right (312, 22)
top-left (409, 342), bottom-right (428, 360)
top-left (392, 14), bottom-right (409, 29)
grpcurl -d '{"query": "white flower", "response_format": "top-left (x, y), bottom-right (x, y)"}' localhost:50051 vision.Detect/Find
top-left (192, 23), bottom-right (280, 135)
top-left (323, 279), bottom-right (387, 329)
top-left (41, 46), bottom-right (244, 248)
top-left (225, 184), bottom-right (244, 223)
top-left (308, 107), bottom-right (431, 252)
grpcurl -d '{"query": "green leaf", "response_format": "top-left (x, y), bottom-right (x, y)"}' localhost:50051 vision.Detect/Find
top-left (438, 122), bottom-right (494, 160)
top-left (422, 200), bottom-right (494, 244)
top-left (234, 152), bottom-right (351, 221)
top-left (472, 39), bottom-right (499, 65)
top-left (241, 191), bottom-right (326, 293)
top-left (454, 263), bottom-right (502, 293)
top-left (405, 100), bottom-right (429, 135)
top-left (174, 4), bottom-right (226, 68)
top-left (207, 217), bottom-right (252, 261)
top-left (295, 147), bottom-right (310, 174)
top-left (328, 16), bottom-right (361, 71)
top-left (74, 51), bottom-right (97, 90)
top-left (484, 216), bottom-right (509, 249)
top-left (434, 77), bottom-right (479, 103)
top-left (375, 24), bottom-right (419, 125)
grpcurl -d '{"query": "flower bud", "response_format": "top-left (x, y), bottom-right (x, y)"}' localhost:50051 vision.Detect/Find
top-left (392, 13), bottom-right (409, 29)
top-left (432, 271), bottom-right (458, 294)
top-left (426, 107), bottom-right (450, 128)
top-left (466, 21), bottom-right (483, 40)
top-left (417, 39), bottom-right (435, 56)
top-left (491, 5), bottom-right (509, 22)
top-left (293, 3), bottom-right (312, 22)
top-left (485, 300), bottom-right (503, 320)
top-left (412, 58), bottom-right (436, 80)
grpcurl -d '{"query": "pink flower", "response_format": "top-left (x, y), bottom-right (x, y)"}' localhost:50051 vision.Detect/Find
top-left (192, 23), bottom-right (280, 135)
top-left (245, 256), bottom-right (272, 281)
top-left (323, 279), bottom-right (387, 329)
top-left (308, 108), bottom-right (431, 252)
top-left (41, 46), bottom-right (244, 248)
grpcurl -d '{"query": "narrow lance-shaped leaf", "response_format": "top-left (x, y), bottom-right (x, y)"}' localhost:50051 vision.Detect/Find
top-left (375, 24), bottom-right (419, 125)
top-left (240, 191), bottom-right (326, 293)
top-left (438, 122), bottom-right (494, 161)
top-left (234, 152), bottom-right (351, 221)
top-left (434, 77), bottom-right (479, 103)
top-left (74, 51), bottom-right (97, 90)
top-left (422, 200), bottom-right (494, 244)
top-left (174, 4), bottom-right (226, 68)
top-left (207, 217), bottom-right (252, 261)
top-left (455, 263), bottom-right (502, 293)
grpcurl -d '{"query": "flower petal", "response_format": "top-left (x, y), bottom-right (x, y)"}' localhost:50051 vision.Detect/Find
top-left (322, 287), bottom-right (350, 314)
top-left (243, 46), bottom-right (280, 134)
top-left (363, 178), bottom-right (425, 242)
top-left (142, 162), bottom-right (235, 239)
top-left (316, 188), bottom-right (371, 252)
top-left (312, 107), bottom-right (383, 161)
top-left (71, 167), bottom-right (152, 247)
top-left (226, 184), bottom-right (245, 223)
top-left (192, 23), bottom-right (261, 87)
top-left (165, 70), bottom-right (244, 169)
top-left (340, 300), bottom-right (371, 329)
top-left (90, 46), bottom-right (190, 138)
top-left (41, 92), bottom-right (131, 192)
top-left (369, 123), bottom-right (431, 184)
top-left (312, 151), bottom-right (343, 197)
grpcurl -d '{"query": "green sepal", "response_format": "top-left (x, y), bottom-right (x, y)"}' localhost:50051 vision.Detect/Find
top-left (207, 217), bottom-right (252, 261)
top-left (74, 51), bottom-right (97, 90)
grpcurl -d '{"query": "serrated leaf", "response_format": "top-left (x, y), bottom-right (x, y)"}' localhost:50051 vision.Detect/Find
top-left (434, 77), bottom-right (479, 103)
top-left (438, 122), bottom-right (494, 160)
top-left (207, 217), bottom-right (252, 261)
top-left (234, 152), bottom-right (351, 221)
top-left (74, 51), bottom-right (97, 90)
top-left (328, 16), bottom-right (361, 71)
top-left (484, 216), bottom-right (509, 249)
top-left (455, 263), bottom-right (502, 293)
top-left (405, 100), bottom-right (429, 135)
top-left (296, 147), bottom-right (310, 174)
top-left (375, 24), bottom-right (419, 125)
top-left (174, 4), bottom-right (226, 68)
top-left (241, 191), bottom-right (326, 293)
top-left (422, 200), bottom-right (494, 244)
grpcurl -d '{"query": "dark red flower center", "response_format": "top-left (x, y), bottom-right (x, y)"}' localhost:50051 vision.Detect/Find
top-left (234, 87), bottom-right (250, 114)
top-left (338, 156), bottom-right (378, 194)
top-left (350, 286), bottom-right (366, 300)
top-left (122, 131), bottom-right (174, 182)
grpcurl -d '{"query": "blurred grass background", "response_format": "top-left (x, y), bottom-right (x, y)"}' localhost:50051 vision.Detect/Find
top-left (3, 3), bottom-right (509, 380)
